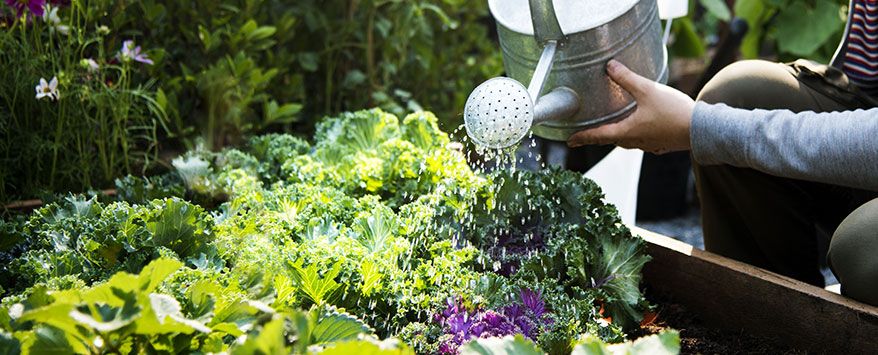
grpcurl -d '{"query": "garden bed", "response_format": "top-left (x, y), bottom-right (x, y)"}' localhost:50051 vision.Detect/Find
top-left (632, 226), bottom-right (878, 354)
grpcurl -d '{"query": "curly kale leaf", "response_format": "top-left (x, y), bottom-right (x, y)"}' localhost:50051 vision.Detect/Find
top-left (143, 198), bottom-right (214, 259)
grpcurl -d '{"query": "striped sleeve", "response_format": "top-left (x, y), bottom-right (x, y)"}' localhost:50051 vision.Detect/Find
top-left (843, 0), bottom-right (878, 96)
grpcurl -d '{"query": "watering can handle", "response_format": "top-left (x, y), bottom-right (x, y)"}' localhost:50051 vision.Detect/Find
top-left (529, 0), bottom-right (567, 45)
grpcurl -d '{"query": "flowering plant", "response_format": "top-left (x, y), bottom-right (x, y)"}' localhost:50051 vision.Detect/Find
top-left (433, 288), bottom-right (556, 354)
top-left (1, 0), bottom-right (165, 202)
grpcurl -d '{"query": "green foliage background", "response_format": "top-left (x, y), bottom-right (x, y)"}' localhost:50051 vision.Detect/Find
top-left (671, 0), bottom-right (849, 63)
top-left (0, 0), bottom-right (503, 204)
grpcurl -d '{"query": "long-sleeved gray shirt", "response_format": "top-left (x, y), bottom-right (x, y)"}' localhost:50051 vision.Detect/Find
top-left (690, 102), bottom-right (878, 191)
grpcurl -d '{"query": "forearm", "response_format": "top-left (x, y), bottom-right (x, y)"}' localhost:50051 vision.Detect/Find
top-left (690, 102), bottom-right (878, 191)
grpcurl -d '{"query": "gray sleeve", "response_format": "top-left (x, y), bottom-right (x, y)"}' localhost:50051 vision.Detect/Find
top-left (690, 102), bottom-right (878, 191)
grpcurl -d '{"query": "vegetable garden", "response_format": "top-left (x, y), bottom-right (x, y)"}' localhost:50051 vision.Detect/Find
top-left (1, 109), bottom-right (678, 354)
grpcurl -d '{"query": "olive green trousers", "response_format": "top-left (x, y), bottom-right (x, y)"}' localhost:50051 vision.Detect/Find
top-left (694, 59), bottom-right (878, 305)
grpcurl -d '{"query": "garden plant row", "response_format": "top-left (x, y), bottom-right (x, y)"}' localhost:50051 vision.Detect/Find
top-left (0, 109), bottom-right (678, 354)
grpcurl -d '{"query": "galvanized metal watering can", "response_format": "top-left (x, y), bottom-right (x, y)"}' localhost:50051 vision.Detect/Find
top-left (464, 0), bottom-right (668, 148)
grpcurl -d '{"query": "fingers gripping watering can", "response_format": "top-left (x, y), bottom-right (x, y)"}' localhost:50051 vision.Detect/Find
top-left (464, 0), bottom-right (668, 148)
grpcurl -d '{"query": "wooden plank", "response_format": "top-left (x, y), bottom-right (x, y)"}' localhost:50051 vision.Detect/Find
top-left (630, 225), bottom-right (878, 353)
top-left (2, 189), bottom-right (117, 211)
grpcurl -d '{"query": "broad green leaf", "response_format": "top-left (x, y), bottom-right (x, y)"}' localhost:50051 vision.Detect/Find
top-left (735, 0), bottom-right (767, 59)
top-left (145, 198), bottom-right (210, 258)
top-left (774, 0), bottom-right (844, 58)
top-left (318, 337), bottom-right (414, 355)
top-left (140, 293), bottom-right (211, 334)
top-left (627, 330), bottom-right (680, 354)
top-left (185, 279), bottom-right (220, 323)
top-left (572, 330), bottom-right (680, 355)
top-left (230, 317), bottom-right (288, 355)
top-left (202, 332), bottom-right (226, 353)
top-left (355, 209), bottom-right (398, 254)
top-left (359, 259), bottom-right (383, 297)
top-left (211, 300), bottom-right (259, 330)
top-left (0, 307), bottom-right (11, 332)
top-left (211, 322), bottom-right (245, 337)
top-left (311, 309), bottom-right (373, 345)
top-left (458, 335), bottom-right (544, 355)
top-left (21, 325), bottom-right (85, 355)
top-left (17, 303), bottom-right (82, 337)
top-left (69, 299), bottom-right (141, 332)
top-left (289, 262), bottom-right (341, 307)
top-left (668, 17), bottom-right (705, 58)
top-left (699, 0), bottom-right (731, 21)
top-left (571, 221), bottom-right (650, 330)
top-left (133, 258), bottom-right (185, 294)
top-left (272, 274), bottom-right (297, 308)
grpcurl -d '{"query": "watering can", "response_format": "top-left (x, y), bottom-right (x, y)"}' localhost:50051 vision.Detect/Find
top-left (464, 0), bottom-right (668, 148)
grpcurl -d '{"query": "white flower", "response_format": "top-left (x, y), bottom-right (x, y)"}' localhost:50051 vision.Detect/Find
top-left (42, 5), bottom-right (69, 35)
top-left (82, 58), bottom-right (99, 72)
top-left (35, 76), bottom-right (59, 101)
top-left (118, 40), bottom-right (153, 65)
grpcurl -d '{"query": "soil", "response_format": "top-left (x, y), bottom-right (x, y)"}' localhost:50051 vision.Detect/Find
top-left (629, 289), bottom-right (816, 355)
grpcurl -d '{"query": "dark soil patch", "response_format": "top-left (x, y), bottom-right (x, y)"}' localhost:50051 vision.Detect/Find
top-left (630, 289), bottom-right (816, 355)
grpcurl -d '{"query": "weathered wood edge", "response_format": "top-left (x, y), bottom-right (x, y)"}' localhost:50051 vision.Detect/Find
top-left (1, 189), bottom-right (117, 210)
top-left (629, 225), bottom-right (878, 354)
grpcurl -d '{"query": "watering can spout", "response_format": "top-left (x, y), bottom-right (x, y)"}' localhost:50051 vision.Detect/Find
top-left (533, 87), bottom-right (580, 125)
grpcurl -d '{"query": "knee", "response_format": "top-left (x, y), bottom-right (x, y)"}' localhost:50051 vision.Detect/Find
top-left (696, 59), bottom-right (786, 107)
top-left (828, 198), bottom-right (878, 305)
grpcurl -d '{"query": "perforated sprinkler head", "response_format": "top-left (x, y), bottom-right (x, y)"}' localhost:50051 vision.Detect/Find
top-left (464, 77), bottom-right (535, 149)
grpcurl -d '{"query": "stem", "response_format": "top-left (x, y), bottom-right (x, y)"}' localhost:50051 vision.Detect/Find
top-left (48, 99), bottom-right (65, 189)
top-left (367, 6), bottom-right (377, 97)
top-left (324, 52), bottom-right (334, 114)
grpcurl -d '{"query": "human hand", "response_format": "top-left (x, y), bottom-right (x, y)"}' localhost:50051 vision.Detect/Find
top-left (567, 60), bottom-right (695, 154)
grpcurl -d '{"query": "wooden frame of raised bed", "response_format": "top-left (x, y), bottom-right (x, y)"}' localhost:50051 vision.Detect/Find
top-left (631, 226), bottom-right (878, 354)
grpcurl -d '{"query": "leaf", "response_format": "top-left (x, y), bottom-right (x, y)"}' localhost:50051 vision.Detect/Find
top-left (668, 17), bottom-right (706, 59)
top-left (211, 322), bottom-right (245, 337)
top-left (144, 293), bottom-right (211, 334)
top-left (303, 216), bottom-right (339, 243)
top-left (171, 156), bottom-right (212, 193)
top-left (355, 209), bottom-right (398, 254)
top-left (145, 198), bottom-right (210, 258)
top-left (68, 299), bottom-right (141, 332)
top-left (65, 258), bottom-right (182, 308)
top-left (627, 330), bottom-right (680, 354)
top-left (134, 258), bottom-right (185, 294)
top-left (272, 274), bottom-right (297, 308)
top-left (21, 325), bottom-right (82, 355)
top-left (734, 0), bottom-right (767, 59)
top-left (230, 317), bottom-right (288, 355)
top-left (0, 330), bottom-right (20, 355)
top-left (318, 337), bottom-right (414, 355)
top-left (458, 335), bottom-right (544, 355)
top-left (247, 26), bottom-right (277, 42)
top-left (211, 300), bottom-right (259, 330)
top-left (571, 220), bottom-right (651, 330)
top-left (185, 279), bottom-right (220, 323)
top-left (699, 0), bottom-right (731, 21)
top-left (299, 52), bottom-right (319, 72)
top-left (572, 330), bottom-right (680, 355)
top-left (0, 219), bottom-right (25, 252)
top-left (289, 262), bottom-right (341, 307)
top-left (359, 259), bottom-right (383, 297)
top-left (311, 309), bottom-right (373, 345)
top-left (774, 0), bottom-right (844, 57)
